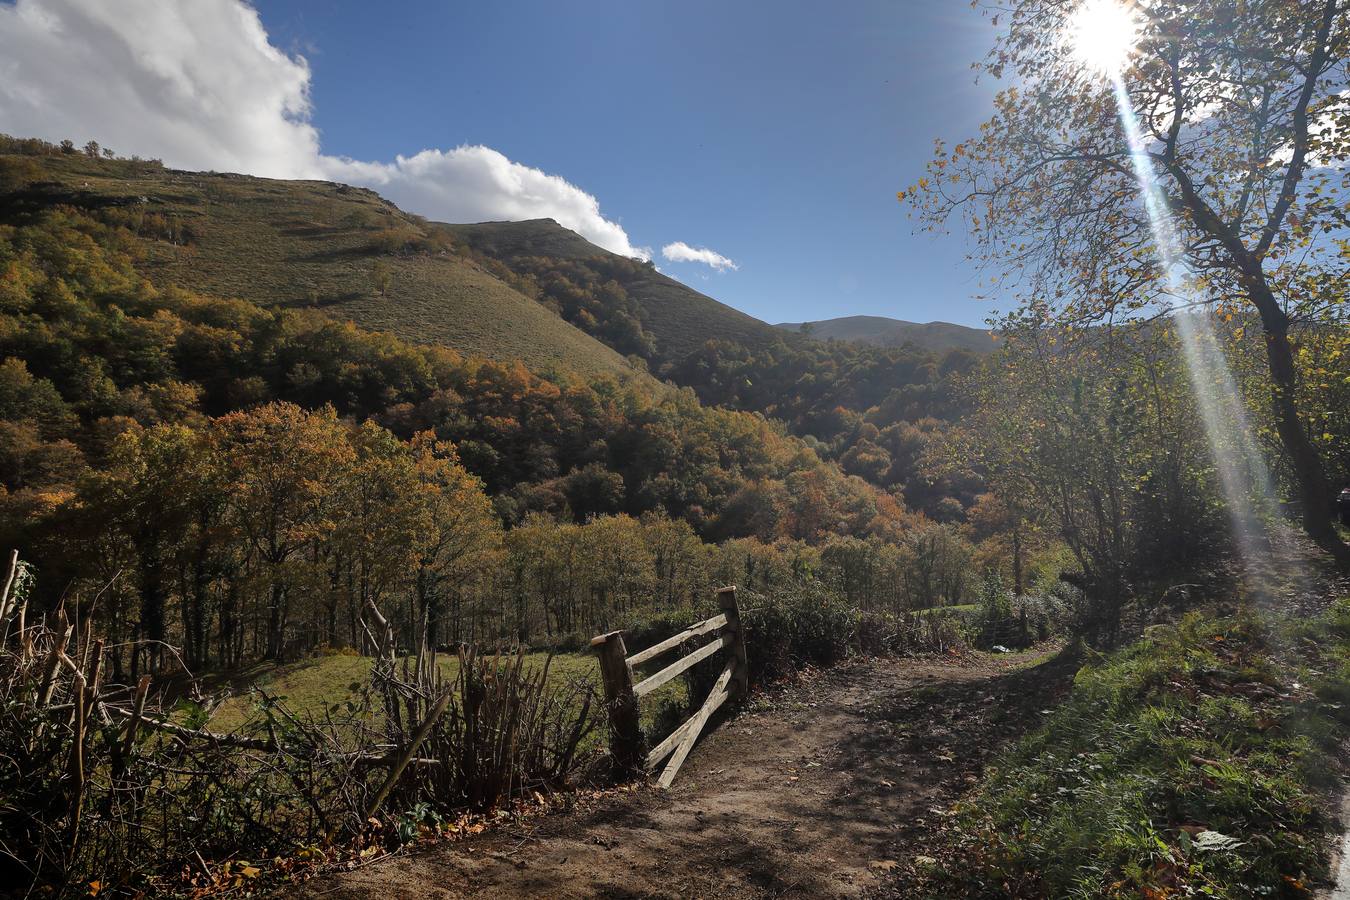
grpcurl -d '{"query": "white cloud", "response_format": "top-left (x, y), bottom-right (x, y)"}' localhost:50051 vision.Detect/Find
top-left (661, 241), bottom-right (738, 272)
top-left (324, 149), bottom-right (651, 260)
top-left (0, 0), bottom-right (649, 259)
top-left (0, 0), bottom-right (323, 179)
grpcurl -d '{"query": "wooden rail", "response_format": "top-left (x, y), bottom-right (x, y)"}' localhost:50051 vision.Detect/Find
top-left (591, 586), bottom-right (748, 787)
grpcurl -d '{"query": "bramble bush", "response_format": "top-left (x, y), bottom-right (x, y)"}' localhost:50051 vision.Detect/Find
top-left (0, 561), bottom-right (598, 896)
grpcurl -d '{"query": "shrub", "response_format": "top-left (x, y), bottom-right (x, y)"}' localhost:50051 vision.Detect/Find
top-left (740, 583), bottom-right (859, 684)
top-left (857, 608), bottom-right (968, 656)
top-left (0, 562), bottom-right (598, 895)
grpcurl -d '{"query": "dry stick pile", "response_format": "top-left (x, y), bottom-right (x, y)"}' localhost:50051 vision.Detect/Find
top-left (0, 554), bottom-right (598, 894)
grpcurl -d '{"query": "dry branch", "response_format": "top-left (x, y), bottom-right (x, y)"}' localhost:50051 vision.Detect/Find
top-left (364, 689), bottom-right (452, 820)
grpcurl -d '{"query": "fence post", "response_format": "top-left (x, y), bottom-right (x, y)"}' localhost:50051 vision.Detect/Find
top-left (592, 630), bottom-right (642, 772)
top-left (718, 587), bottom-right (749, 698)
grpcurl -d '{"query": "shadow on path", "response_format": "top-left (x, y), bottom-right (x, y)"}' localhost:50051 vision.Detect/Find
top-left (295, 648), bottom-right (1078, 899)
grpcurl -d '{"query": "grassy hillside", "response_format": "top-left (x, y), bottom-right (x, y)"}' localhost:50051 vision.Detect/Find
top-left (6, 152), bottom-right (655, 385)
top-left (446, 219), bottom-right (792, 361)
top-left (775, 315), bottom-right (998, 354)
top-left (904, 594), bottom-right (1350, 898)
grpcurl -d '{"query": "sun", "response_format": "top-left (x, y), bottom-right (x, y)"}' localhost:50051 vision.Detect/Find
top-left (1067, 0), bottom-right (1143, 75)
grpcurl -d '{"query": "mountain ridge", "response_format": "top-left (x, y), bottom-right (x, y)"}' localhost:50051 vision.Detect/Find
top-left (4, 151), bottom-right (662, 387)
top-left (443, 218), bottom-right (792, 362)
top-left (775, 315), bottom-right (998, 354)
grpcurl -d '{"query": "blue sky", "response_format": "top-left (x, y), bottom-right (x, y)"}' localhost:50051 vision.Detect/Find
top-left (253, 0), bottom-right (1003, 327)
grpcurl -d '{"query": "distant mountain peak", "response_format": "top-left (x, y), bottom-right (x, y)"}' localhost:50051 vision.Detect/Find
top-left (775, 316), bottom-right (997, 354)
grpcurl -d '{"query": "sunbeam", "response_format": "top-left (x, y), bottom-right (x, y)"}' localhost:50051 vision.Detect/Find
top-left (1068, 3), bottom-right (1283, 590)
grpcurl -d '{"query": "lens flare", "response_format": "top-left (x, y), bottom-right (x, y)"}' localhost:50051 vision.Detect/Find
top-left (1107, 71), bottom-right (1279, 591)
top-left (1068, 0), bottom-right (1142, 74)
top-left (1065, 1), bottom-right (1279, 589)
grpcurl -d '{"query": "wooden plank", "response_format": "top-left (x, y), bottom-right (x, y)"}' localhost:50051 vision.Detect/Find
top-left (718, 587), bottom-right (750, 698)
top-left (645, 715), bottom-right (694, 770)
top-left (645, 685), bottom-right (730, 770)
top-left (632, 634), bottom-right (726, 699)
top-left (658, 660), bottom-right (735, 788)
top-left (594, 631), bottom-right (642, 772)
top-left (627, 614), bottom-right (727, 668)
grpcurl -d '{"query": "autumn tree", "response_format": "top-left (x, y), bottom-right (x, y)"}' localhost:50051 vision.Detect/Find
top-left (215, 403), bottom-right (353, 659)
top-left (905, 0), bottom-right (1350, 563)
top-left (81, 424), bottom-right (205, 674)
top-left (372, 260), bottom-right (391, 297)
top-left (954, 317), bottom-right (1219, 644)
top-left (407, 431), bottom-right (501, 647)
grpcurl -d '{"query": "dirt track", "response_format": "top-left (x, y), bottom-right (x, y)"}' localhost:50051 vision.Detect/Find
top-left (297, 649), bottom-right (1077, 899)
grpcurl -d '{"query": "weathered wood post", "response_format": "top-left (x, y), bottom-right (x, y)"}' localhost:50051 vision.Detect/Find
top-left (718, 586), bottom-right (749, 698)
top-left (592, 630), bottom-right (642, 772)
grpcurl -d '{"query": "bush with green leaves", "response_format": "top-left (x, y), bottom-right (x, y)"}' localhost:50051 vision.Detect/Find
top-left (737, 583), bottom-right (860, 684)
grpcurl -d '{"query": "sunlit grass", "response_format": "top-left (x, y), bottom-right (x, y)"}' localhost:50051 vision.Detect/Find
top-left (918, 598), bottom-right (1350, 897)
top-left (206, 650), bottom-right (689, 749)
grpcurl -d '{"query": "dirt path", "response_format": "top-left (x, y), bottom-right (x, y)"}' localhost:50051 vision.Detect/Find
top-left (298, 649), bottom-right (1077, 899)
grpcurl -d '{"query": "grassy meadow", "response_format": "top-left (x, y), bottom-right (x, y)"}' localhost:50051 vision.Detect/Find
top-left (205, 648), bottom-right (691, 748)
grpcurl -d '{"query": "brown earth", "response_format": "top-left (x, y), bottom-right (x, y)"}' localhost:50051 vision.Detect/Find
top-left (295, 649), bottom-right (1079, 899)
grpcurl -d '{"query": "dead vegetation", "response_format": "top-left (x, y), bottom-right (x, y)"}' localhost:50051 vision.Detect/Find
top-left (0, 555), bottom-right (598, 896)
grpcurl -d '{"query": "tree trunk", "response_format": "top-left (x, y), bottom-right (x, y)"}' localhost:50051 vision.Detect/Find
top-left (1167, 144), bottom-right (1348, 567)
top-left (138, 538), bottom-right (164, 673)
top-left (265, 581), bottom-right (285, 660)
top-left (191, 528), bottom-right (210, 668)
top-left (1249, 282), bottom-right (1350, 567)
top-left (220, 581), bottom-right (237, 669)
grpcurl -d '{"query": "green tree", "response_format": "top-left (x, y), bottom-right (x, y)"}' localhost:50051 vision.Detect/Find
top-left (953, 319), bottom-right (1218, 644)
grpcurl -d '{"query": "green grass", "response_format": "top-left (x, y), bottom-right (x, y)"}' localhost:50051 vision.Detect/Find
top-left (13, 153), bottom-right (659, 386)
top-left (206, 649), bottom-right (689, 748)
top-left (912, 603), bottom-right (979, 615)
top-left (916, 598), bottom-right (1350, 898)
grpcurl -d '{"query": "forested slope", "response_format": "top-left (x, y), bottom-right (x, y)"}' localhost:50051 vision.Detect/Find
top-left (446, 218), bottom-right (787, 362)
top-left (776, 315), bottom-right (997, 354)
top-left (0, 136), bottom-right (945, 675)
top-left (1, 147), bottom-right (654, 386)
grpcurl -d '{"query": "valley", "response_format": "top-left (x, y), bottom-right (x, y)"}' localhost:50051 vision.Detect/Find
top-left (1, 0), bottom-right (1349, 895)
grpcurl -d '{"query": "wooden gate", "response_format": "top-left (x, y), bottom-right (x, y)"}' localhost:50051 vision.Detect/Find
top-left (591, 586), bottom-right (749, 787)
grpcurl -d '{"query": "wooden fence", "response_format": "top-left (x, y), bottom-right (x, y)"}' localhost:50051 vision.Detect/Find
top-left (590, 586), bottom-right (749, 788)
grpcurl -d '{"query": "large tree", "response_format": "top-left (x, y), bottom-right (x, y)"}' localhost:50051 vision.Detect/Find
top-left (905, 0), bottom-right (1349, 562)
